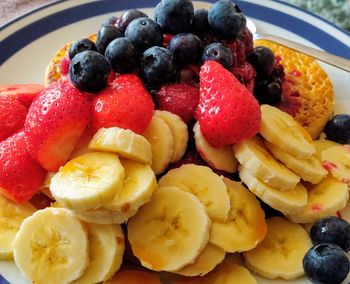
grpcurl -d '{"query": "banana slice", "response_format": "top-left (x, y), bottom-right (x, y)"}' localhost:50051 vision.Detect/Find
top-left (73, 224), bottom-right (124, 284)
top-left (143, 115), bottom-right (175, 174)
top-left (104, 270), bottom-right (161, 284)
top-left (313, 139), bottom-right (339, 159)
top-left (239, 166), bottom-right (307, 215)
top-left (286, 176), bottom-right (349, 223)
top-left (50, 152), bottom-right (125, 210)
top-left (89, 127), bottom-right (152, 165)
top-left (209, 179), bottom-right (267, 253)
top-left (243, 217), bottom-right (312, 280)
top-left (158, 164), bottom-right (230, 222)
top-left (103, 159), bottom-right (157, 212)
top-left (155, 110), bottom-right (188, 163)
top-left (13, 208), bottom-right (89, 284)
top-left (321, 145), bottom-right (350, 185)
top-left (0, 195), bottom-right (36, 260)
top-left (265, 141), bottom-right (328, 184)
top-left (193, 122), bottom-right (238, 173)
top-left (234, 137), bottom-right (300, 190)
top-left (260, 104), bottom-right (315, 159)
top-left (127, 186), bottom-right (211, 272)
top-left (175, 243), bottom-right (225, 276)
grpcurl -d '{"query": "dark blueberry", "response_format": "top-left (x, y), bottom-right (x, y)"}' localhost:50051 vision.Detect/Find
top-left (118, 9), bottom-right (148, 33)
top-left (125, 17), bottom-right (163, 53)
top-left (208, 0), bottom-right (246, 39)
top-left (311, 216), bottom-right (350, 252)
top-left (266, 81), bottom-right (282, 104)
top-left (202, 42), bottom-right (233, 70)
top-left (69, 51), bottom-right (110, 92)
top-left (169, 33), bottom-right (203, 65)
top-left (303, 244), bottom-right (349, 284)
top-left (101, 16), bottom-right (120, 28)
top-left (105, 38), bottom-right (137, 74)
top-left (155, 0), bottom-right (194, 34)
top-left (141, 46), bottom-right (177, 89)
top-left (68, 38), bottom-right (98, 59)
top-left (191, 9), bottom-right (210, 36)
top-left (324, 114), bottom-right (350, 144)
top-left (248, 46), bottom-right (275, 77)
top-left (96, 26), bottom-right (122, 55)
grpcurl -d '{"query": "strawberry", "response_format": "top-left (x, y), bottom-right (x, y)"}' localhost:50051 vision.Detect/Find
top-left (91, 74), bottom-right (154, 134)
top-left (0, 96), bottom-right (27, 141)
top-left (25, 77), bottom-right (90, 172)
top-left (0, 84), bottom-right (44, 108)
top-left (198, 61), bottom-right (261, 147)
top-left (155, 83), bottom-right (199, 123)
top-left (0, 131), bottom-right (46, 203)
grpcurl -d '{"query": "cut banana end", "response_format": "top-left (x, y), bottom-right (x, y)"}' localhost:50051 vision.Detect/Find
top-left (209, 179), bottom-right (267, 253)
top-left (234, 136), bottom-right (300, 190)
top-left (243, 217), bottom-right (312, 280)
top-left (143, 115), bottom-right (175, 174)
top-left (127, 186), bottom-right (211, 272)
top-left (158, 164), bottom-right (230, 222)
top-left (72, 224), bottom-right (124, 284)
top-left (286, 176), bottom-right (349, 223)
top-left (321, 145), bottom-right (350, 185)
top-left (0, 195), bottom-right (36, 260)
top-left (239, 166), bottom-right (308, 215)
top-left (104, 270), bottom-right (161, 284)
top-left (13, 208), bottom-right (89, 284)
top-left (155, 110), bottom-right (188, 163)
top-left (89, 127), bottom-right (152, 165)
top-left (313, 139), bottom-right (339, 159)
top-left (50, 152), bottom-right (125, 210)
top-left (193, 122), bottom-right (238, 173)
top-left (259, 104), bottom-right (315, 159)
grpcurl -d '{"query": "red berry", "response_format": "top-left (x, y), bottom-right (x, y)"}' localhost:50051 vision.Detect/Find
top-left (25, 78), bottom-right (91, 172)
top-left (0, 131), bottom-right (46, 203)
top-left (198, 61), bottom-right (261, 147)
top-left (0, 84), bottom-right (44, 108)
top-left (60, 56), bottom-right (70, 76)
top-left (156, 83), bottom-right (199, 123)
top-left (232, 62), bottom-right (256, 87)
top-left (91, 74), bottom-right (154, 134)
top-left (163, 34), bottom-right (174, 48)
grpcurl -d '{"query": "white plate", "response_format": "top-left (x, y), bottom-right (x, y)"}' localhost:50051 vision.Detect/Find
top-left (0, 0), bottom-right (350, 283)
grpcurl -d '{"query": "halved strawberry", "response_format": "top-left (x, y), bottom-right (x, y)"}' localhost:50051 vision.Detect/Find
top-left (0, 84), bottom-right (44, 108)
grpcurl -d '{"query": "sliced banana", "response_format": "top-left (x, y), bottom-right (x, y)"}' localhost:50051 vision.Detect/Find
top-left (234, 136), bottom-right (300, 190)
top-left (239, 166), bottom-right (308, 215)
top-left (286, 176), bottom-right (349, 223)
top-left (143, 115), bottom-right (175, 174)
top-left (158, 164), bottom-right (230, 222)
top-left (155, 110), bottom-right (188, 163)
top-left (193, 122), bottom-right (238, 173)
top-left (313, 139), bottom-right (339, 159)
top-left (0, 195), bottom-right (36, 260)
top-left (73, 224), bottom-right (124, 284)
top-left (127, 186), bottom-right (211, 272)
top-left (259, 104), bottom-right (315, 159)
top-left (89, 127), bottom-right (152, 165)
top-left (50, 152), bottom-right (125, 210)
top-left (265, 141), bottom-right (328, 184)
top-left (209, 179), bottom-right (267, 253)
top-left (104, 270), bottom-right (161, 284)
top-left (13, 208), bottom-right (89, 284)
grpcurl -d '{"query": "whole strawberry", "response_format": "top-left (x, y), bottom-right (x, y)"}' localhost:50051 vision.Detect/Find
top-left (198, 60), bottom-right (261, 147)
top-left (25, 77), bottom-right (90, 172)
top-left (91, 74), bottom-right (154, 134)
top-left (0, 131), bottom-right (46, 203)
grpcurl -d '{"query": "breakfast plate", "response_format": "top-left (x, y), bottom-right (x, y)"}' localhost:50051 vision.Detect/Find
top-left (0, 0), bottom-right (350, 283)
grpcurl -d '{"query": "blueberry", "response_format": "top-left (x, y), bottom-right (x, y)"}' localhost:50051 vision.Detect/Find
top-left (155, 0), bottom-right (194, 34)
top-left (96, 26), bottom-right (122, 55)
top-left (303, 244), bottom-right (349, 284)
top-left (118, 9), bottom-right (148, 33)
top-left (105, 38), bottom-right (137, 74)
top-left (311, 216), bottom-right (350, 252)
top-left (202, 43), bottom-right (233, 70)
top-left (208, 0), bottom-right (246, 39)
top-left (125, 17), bottom-right (163, 53)
top-left (248, 46), bottom-right (275, 77)
top-left (69, 51), bottom-right (110, 92)
top-left (68, 38), bottom-right (98, 59)
top-left (191, 9), bottom-right (210, 36)
top-left (169, 33), bottom-right (203, 65)
top-left (141, 46), bottom-right (177, 89)
top-left (324, 114), bottom-right (350, 144)
top-left (101, 16), bottom-right (120, 28)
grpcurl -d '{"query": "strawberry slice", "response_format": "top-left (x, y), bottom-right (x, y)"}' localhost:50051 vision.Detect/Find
top-left (0, 84), bottom-right (44, 108)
